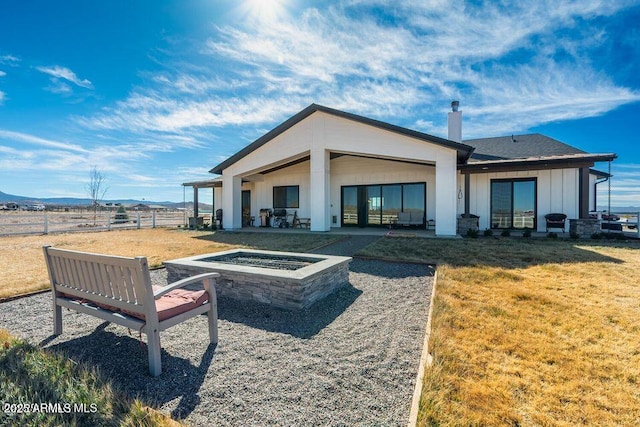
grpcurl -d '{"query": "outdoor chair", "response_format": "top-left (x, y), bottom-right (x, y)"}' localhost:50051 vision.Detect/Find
top-left (544, 213), bottom-right (567, 233)
top-left (291, 211), bottom-right (311, 228)
top-left (215, 209), bottom-right (223, 229)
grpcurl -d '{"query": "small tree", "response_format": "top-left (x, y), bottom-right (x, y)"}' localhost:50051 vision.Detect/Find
top-left (86, 166), bottom-right (109, 225)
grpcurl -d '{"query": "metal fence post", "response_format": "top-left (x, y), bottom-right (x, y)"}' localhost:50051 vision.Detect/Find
top-left (152, 210), bottom-right (156, 228)
top-left (107, 213), bottom-right (111, 231)
top-left (44, 213), bottom-right (48, 234)
top-left (137, 212), bottom-right (141, 229)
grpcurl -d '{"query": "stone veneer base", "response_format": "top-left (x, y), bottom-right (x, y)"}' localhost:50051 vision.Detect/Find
top-left (457, 217), bottom-right (479, 234)
top-left (164, 249), bottom-right (352, 311)
top-left (569, 218), bottom-right (601, 237)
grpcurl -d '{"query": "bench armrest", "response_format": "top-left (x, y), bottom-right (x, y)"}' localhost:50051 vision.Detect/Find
top-left (154, 272), bottom-right (220, 299)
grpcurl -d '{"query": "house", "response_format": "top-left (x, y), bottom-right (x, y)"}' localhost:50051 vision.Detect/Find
top-left (187, 103), bottom-right (616, 236)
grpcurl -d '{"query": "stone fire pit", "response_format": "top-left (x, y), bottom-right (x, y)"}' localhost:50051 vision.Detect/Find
top-left (164, 249), bottom-right (352, 310)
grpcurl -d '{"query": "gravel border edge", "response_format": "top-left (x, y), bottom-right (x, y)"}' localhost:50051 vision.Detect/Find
top-left (407, 269), bottom-right (438, 427)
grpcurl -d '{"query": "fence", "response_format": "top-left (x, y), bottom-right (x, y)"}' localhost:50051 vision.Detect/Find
top-left (613, 211), bottom-right (640, 237)
top-left (0, 210), bottom-right (193, 236)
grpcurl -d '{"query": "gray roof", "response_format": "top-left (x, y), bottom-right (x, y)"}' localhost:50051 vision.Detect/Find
top-left (464, 133), bottom-right (586, 162)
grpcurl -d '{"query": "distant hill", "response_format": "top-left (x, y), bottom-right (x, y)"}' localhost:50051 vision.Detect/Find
top-left (599, 206), bottom-right (640, 213)
top-left (0, 190), bottom-right (204, 209)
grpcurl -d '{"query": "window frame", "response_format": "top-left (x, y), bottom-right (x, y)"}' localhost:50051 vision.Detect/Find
top-left (272, 185), bottom-right (300, 209)
top-left (340, 182), bottom-right (426, 227)
top-left (490, 177), bottom-right (537, 230)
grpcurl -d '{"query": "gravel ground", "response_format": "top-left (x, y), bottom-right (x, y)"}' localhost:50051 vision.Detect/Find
top-left (0, 236), bottom-right (434, 426)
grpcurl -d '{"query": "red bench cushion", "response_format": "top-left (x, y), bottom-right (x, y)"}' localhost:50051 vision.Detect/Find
top-left (151, 286), bottom-right (209, 321)
top-left (58, 286), bottom-right (209, 322)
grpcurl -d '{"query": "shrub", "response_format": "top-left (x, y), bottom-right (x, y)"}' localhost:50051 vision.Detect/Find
top-left (522, 228), bottom-right (532, 238)
top-left (591, 232), bottom-right (603, 240)
top-left (547, 232), bottom-right (558, 239)
top-left (113, 205), bottom-right (129, 224)
top-left (483, 229), bottom-right (493, 237)
top-left (570, 231), bottom-right (580, 239)
top-left (465, 228), bottom-right (479, 238)
top-left (501, 229), bottom-right (511, 237)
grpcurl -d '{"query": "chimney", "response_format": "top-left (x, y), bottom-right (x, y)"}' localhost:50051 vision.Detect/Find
top-left (447, 100), bottom-right (462, 142)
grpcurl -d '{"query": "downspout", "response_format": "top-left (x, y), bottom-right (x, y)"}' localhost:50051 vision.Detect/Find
top-left (464, 173), bottom-right (470, 216)
top-left (594, 176), bottom-right (608, 212)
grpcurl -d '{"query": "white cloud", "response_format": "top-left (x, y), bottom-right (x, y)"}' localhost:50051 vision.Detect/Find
top-left (0, 129), bottom-right (88, 153)
top-left (202, 0), bottom-right (640, 137)
top-left (46, 82), bottom-right (73, 95)
top-left (0, 71), bottom-right (6, 77)
top-left (80, 93), bottom-right (302, 133)
top-left (0, 55), bottom-right (20, 66)
top-left (36, 65), bottom-right (93, 89)
top-left (0, 91), bottom-right (5, 104)
top-left (74, 0), bottom-right (640, 208)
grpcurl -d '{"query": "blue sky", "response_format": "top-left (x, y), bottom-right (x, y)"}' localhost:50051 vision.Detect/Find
top-left (1, 0), bottom-right (639, 206)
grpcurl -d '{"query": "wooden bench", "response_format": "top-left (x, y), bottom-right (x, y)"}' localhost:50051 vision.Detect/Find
top-left (43, 246), bottom-right (220, 376)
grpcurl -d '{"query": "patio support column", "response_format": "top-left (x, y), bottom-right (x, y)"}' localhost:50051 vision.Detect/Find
top-left (578, 167), bottom-right (590, 219)
top-left (310, 148), bottom-right (330, 231)
top-left (193, 186), bottom-right (199, 219)
top-left (222, 172), bottom-right (242, 230)
top-left (435, 152), bottom-right (457, 236)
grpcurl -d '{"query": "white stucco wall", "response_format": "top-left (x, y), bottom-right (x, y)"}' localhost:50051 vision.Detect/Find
top-left (466, 168), bottom-right (580, 232)
top-left (220, 111), bottom-right (459, 234)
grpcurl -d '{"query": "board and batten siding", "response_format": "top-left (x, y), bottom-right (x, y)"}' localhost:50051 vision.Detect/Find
top-left (237, 157), bottom-right (435, 227)
top-left (248, 162), bottom-right (311, 219)
top-left (330, 156), bottom-right (435, 227)
top-left (466, 168), bottom-right (579, 232)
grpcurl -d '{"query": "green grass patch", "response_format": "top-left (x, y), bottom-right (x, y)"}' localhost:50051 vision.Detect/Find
top-left (0, 330), bottom-right (180, 427)
top-left (194, 231), bottom-right (344, 252)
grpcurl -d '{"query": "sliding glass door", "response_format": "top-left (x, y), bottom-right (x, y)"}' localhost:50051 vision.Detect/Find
top-left (341, 182), bottom-right (426, 228)
top-left (491, 178), bottom-right (537, 229)
top-left (342, 187), bottom-right (358, 225)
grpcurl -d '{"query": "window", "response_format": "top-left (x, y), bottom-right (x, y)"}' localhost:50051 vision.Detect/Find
top-left (273, 185), bottom-right (299, 208)
top-left (491, 178), bottom-right (536, 229)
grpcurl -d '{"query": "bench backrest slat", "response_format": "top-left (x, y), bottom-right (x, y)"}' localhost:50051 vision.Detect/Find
top-left (97, 263), bottom-right (113, 298)
top-left (107, 264), bottom-right (122, 300)
top-left (43, 247), bottom-right (153, 314)
top-left (79, 258), bottom-right (94, 293)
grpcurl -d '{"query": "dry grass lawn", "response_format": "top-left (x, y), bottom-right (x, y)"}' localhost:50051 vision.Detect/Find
top-left (0, 329), bottom-right (184, 426)
top-left (0, 228), bottom-right (340, 299)
top-left (358, 237), bottom-right (640, 426)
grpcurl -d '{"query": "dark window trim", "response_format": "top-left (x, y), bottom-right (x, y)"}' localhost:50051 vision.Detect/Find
top-left (273, 185), bottom-right (300, 208)
top-left (490, 177), bottom-right (538, 230)
top-left (340, 182), bottom-right (427, 228)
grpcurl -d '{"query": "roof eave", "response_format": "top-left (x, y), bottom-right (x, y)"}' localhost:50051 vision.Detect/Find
top-left (460, 153), bottom-right (617, 173)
